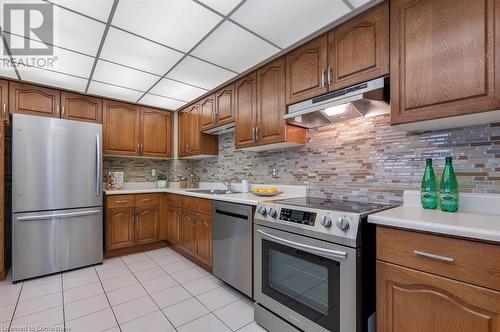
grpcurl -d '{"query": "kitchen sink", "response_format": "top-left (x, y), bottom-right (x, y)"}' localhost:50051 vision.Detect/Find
top-left (187, 189), bottom-right (241, 195)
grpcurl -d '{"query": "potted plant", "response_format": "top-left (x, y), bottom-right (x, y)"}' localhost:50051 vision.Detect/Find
top-left (157, 173), bottom-right (168, 188)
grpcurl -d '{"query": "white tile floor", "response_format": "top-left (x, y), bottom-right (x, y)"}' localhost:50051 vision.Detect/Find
top-left (0, 247), bottom-right (266, 332)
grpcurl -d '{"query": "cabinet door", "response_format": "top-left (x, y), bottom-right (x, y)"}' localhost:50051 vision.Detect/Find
top-left (256, 57), bottom-right (286, 145)
top-left (235, 72), bottom-right (257, 149)
top-left (193, 213), bottom-right (212, 267)
top-left (201, 95), bottom-right (215, 131)
top-left (285, 35), bottom-right (328, 105)
top-left (328, 1), bottom-right (389, 90)
top-left (107, 207), bottom-right (135, 250)
top-left (61, 92), bottom-right (102, 123)
top-left (391, 0), bottom-right (500, 124)
top-left (187, 105), bottom-right (201, 155)
top-left (215, 85), bottom-right (234, 125)
top-left (166, 206), bottom-right (181, 245)
top-left (9, 82), bottom-right (60, 118)
top-left (0, 123), bottom-right (3, 278)
top-left (135, 206), bottom-right (159, 245)
top-left (377, 261), bottom-right (500, 332)
top-left (140, 107), bottom-right (172, 158)
top-left (179, 210), bottom-right (194, 255)
top-left (178, 109), bottom-right (189, 157)
top-left (103, 100), bottom-right (140, 156)
top-left (0, 80), bottom-right (8, 122)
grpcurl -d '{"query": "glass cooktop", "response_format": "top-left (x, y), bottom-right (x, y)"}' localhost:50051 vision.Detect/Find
top-left (275, 197), bottom-right (396, 215)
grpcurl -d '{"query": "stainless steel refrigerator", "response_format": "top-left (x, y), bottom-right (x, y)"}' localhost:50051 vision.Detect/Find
top-left (12, 113), bottom-right (103, 282)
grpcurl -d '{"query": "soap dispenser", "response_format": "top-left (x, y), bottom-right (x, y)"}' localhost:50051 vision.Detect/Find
top-left (241, 175), bottom-right (249, 193)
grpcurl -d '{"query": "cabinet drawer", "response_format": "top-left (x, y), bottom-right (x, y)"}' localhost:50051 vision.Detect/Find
top-left (135, 194), bottom-right (160, 207)
top-left (107, 195), bottom-right (135, 208)
top-left (166, 194), bottom-right (183, 207)
top-left (377, 227), bottom-right (500, 291)
top-left (181, 196), bottom-right (213, 215)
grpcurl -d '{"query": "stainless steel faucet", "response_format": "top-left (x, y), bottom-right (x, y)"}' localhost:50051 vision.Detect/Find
top-left (221, 180), bottom-right (232, 193)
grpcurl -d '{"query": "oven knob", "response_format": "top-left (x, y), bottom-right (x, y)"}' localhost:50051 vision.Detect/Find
top-left (320, 216), bottom-right (332, 227)
top-left (257, 205), bottom-right (267, 216)
top-left (268, 208), bottom-right (278, 218)
top-left (336, 217), bottom-right (350, 231)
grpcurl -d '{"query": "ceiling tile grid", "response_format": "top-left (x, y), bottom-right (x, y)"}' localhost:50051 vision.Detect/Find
top-left (0, 0), bottom-right (374, 111)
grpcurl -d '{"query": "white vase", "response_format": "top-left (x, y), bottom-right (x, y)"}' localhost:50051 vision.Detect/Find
top-left (157, 180), bottom-right (167, 188)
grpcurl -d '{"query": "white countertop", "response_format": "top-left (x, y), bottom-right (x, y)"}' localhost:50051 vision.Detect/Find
top-left (369, 190), bottom-right (500, 243)
top-left (104, 182), bottom-right (307, 206)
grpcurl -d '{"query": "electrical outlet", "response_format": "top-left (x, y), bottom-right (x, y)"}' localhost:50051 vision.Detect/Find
top-left (272, 168), bottom-right (279, 178)
top-left (151, 168), bottom-right (156, 177)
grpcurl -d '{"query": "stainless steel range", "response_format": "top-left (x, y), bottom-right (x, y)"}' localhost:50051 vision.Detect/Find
top-left (253, 197), bottom-right (395, 332)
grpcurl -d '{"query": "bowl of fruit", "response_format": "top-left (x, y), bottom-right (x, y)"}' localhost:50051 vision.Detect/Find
top-left (250, 187), bottom-right (283, 197)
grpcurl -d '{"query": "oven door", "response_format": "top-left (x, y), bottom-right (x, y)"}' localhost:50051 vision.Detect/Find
top-left (254, 224), bottom-right (359, 332)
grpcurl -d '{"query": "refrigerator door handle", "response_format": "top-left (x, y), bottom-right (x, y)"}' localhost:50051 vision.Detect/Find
top-left (17, 210), bottom-right (101, 221)
top-left (96, 133), bottom-right (101, 196)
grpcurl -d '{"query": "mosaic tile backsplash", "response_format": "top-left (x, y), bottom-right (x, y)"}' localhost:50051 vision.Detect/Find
top-left (103, 114), bottom-right (500, 203)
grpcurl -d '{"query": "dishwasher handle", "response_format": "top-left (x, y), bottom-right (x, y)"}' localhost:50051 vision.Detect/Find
top-left (215, 209), bottom-right (249, 221)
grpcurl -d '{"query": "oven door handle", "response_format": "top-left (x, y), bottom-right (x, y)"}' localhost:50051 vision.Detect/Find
top-left (257, 229), bottom-right (348, 260)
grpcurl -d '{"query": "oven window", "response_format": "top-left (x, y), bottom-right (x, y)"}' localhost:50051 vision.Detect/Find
top-left (262, 239), bottom-right (340, 331)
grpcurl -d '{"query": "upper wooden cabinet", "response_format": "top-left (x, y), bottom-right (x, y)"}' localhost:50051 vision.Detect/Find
top-left (236, 58), bottom-right (306, 150)
top-left (103, 101), bottom-right (172, 158)
top-left (201, 94), bottom-right (215, 131)
top-left (0, 80), bottom-right (8, 122)
top-left (140, 107), bottom-right (172, 158)
top-left (390, 0), bottom-right (500, 125)
top-left (285, 35), bottom-right (328, 105)
top-left (328, 1), bottom-right (389, 90)
top-left (9, 82), bottom-right (60, 118)
top-left (214, 84), bottom-right (234, 126)
top-left (178, 104), bottom-right (218, 158)
top-left (61, 92), bottom-right (102, 123)
top-left (103, 100), bottom-right (141, 156)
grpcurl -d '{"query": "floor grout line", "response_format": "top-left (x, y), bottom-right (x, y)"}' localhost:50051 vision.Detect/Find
top-left (60, 274), bottom-right (66, 332)
top-left (6, 281), bottom-right (23, 331)
top-left (94, 265), bottom-right (123, 332)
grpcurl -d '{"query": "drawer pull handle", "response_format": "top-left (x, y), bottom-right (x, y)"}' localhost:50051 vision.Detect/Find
top-left (142, 199), bottom-right (152, 202)
top-left (413, 250), bottom-right (454, 263)
top-left (114, 200), bottom-right (128, 204)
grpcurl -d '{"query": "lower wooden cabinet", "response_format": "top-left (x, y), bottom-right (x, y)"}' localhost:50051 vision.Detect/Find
top-left (105, 194), bottom-right (162, 255)
top-left (193, 213), bottom-right (212, 266)
top-left (377, 227), bottom-right (500, 332)
top-left (180, 210), bottom-right (195, 255)
top-left (166, 206), bottom-right (181, 245)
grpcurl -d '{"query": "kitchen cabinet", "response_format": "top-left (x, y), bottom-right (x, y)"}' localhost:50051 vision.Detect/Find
top-left (390, 0), bottom-right (500, 126)
top-left (105, 194), bottom-right (164, 256)
top-left (166, 205), bottom-right (181, 245)
top-left (235, 58), bottom-right (306, 150)
top-left (193, 213), bottom-right (212, 266)
top-left (140, 107), bottom-right (173, 158)
top-left (328, 2), bottom-right (389, 90)
top-left (9, 82), bottom-right (60, 118)
top-left (61, 92), bottom-right (102, 123)
top-left (214, 84), bottom-right (234, 126)
top-left (103, 100), bottom-right (140, 156)
top-left (285, 35), bottom-right (328, 105)
top-left (180, 210), bottom-right (195, 255)
top-left (0, 80), bottom-right (8, 122)
top-left (103, 101), bottom-right (172, 158)
top-left (201, 94), bottom-right (215, 131)
top-left (0, 122), bottom-right (4, 280)
top-left (178, 104), bottom-right (218, 158)
top-left (377, 227), bottom-right (500, 332)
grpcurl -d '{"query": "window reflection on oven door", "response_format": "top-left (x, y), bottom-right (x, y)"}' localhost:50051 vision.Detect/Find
top-left (254, 225), bottom-right (359, 332)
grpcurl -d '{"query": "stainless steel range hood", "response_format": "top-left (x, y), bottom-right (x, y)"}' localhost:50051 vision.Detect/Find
top-left (284, 77), bottom-right (389, 128)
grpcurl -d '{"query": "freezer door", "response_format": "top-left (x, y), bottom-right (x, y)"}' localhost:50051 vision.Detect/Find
top-left (13, 114), bottom-right (102, 213)
top-left (13, 207), bottom-right (103, 282)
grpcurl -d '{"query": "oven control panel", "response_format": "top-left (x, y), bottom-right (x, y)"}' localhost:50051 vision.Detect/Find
top-left (279, 208), bottom-right (316, 226)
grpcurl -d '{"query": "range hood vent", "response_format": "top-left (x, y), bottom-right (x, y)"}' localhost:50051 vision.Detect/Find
top-left (202, 122), bottom-right (236, 135)
top-left (285, 77), bottom-right (390, 129)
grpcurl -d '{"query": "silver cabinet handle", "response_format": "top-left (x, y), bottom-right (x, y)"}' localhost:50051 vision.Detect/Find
top-left (257, 229), bottom-right (347, 260)
top-left (2, 104), bottom-right (6, 117)
top-left (321, 69), bottom-right (325, 87)
top-left (61, 106), bottom-right (65, 117)
top-left (96, 133), bottom-right (101, 195)
top-left (252, 127), bottom-right (256, 142)
top-left (413, 250), bottom-right (454, 263)
top-left (56, 105), bottom-right (60, 117)
top-left (327, 66), bottom-right (332, 86)
top-left (18, 210), bottom-right (101, 221)
top-left (114, 200), bottom-right (128, 204)
top-left (255, 126), bottom-right (259, 141)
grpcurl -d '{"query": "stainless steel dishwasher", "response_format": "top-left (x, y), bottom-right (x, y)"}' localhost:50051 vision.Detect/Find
top-left (213, 201), bottom-right (253, 298)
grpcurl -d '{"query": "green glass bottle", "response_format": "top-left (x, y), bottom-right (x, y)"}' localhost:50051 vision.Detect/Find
top-left (421, 159), bottom-right (438, 209)
top-left (439, 156), bottom-right (459, 212)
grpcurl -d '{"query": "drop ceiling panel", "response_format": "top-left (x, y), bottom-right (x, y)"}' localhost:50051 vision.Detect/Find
top-left (191, 21), bottom-right (279, 73)
top-left (150, 78), bottom-right (207, 102)
top-left (49, 0), bottom-right (115, 21)
top-left (100, 28), bottom-right (184, 75)
top-left (230, 0), bottom-right (351, 49)
top-left (141, 94), bottom-right (186, 110)
top-left (167, 56), bottom-right (236, 90)
top-left (17, 68), bottom-right (88, 92)
top-left (88, 81), bottom-right (143, 102)
top-left (0, 43), bottom-right (19, 79)
top-left (112, 0), bottom-right (222, 52)
top-left (198, 0), bottom-right (241, 15)
top-left (92, 60), bottom-right (160, 92)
